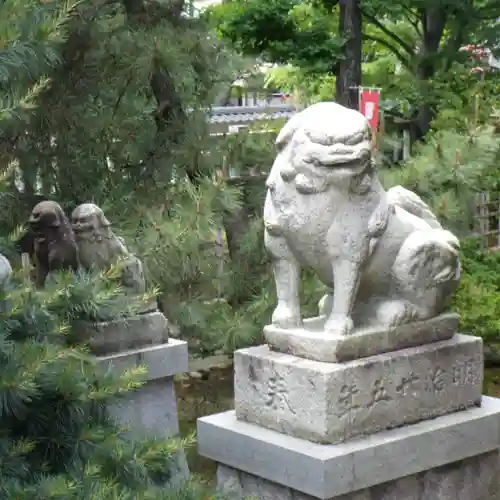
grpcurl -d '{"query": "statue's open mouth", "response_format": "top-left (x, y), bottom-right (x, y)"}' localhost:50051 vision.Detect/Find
top-left (319, 147), bottom-right (371, 168)
top-left (322, 155), bottom-right (370, 169)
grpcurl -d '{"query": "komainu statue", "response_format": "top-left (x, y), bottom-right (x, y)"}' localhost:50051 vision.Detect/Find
top-left (28, 201), bottom-right (81, 287)
top-left (264, 102), bottom-right (460, 336)
top-left (71, 203), bottom-right (146, 295)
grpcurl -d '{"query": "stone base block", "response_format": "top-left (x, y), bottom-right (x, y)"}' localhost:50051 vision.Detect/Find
top-left (264, 312), bottom-right (459, 362)
top-left (235, 335), bottom-right (483, 444)
top-left (216, 451), bottom-right (500, 500)
top-left (73, 311), bottom-right (169, 355)
top-left (97, 338), bottom-right (188, 381)
top-left (197, 397), bottom-right (500, 499)
top-left (97, 339), bottom-right (189, 482)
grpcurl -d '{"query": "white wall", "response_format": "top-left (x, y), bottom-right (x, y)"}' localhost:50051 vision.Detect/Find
top-left (193, 0), bottom-right (223, 9)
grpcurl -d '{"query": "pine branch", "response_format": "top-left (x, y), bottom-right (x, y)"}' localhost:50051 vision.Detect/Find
top-left (0, 43), bottom-right (59, 84)
top-left (0, 77), bottom-right (52, 135)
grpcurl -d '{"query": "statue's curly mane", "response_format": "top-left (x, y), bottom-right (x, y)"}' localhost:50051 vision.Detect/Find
top-left (271, 103), bottom-right (375, 195)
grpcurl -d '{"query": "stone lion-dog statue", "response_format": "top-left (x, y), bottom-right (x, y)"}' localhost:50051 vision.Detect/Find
top-left (264, 102), bottom-right (460, 336)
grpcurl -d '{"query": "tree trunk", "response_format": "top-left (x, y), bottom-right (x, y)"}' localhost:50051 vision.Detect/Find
top-left (335, 0), bottom-right (362, 109)
top-left (414, 8), bottom-right (447, 140)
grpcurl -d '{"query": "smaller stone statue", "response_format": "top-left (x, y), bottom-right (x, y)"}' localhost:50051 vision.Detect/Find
top-left (71, 203), bottom-right (146, 295)
top-left (28, 201), bottom-right (80, 287)
top-left (70, 203), bottom-right (166, 356)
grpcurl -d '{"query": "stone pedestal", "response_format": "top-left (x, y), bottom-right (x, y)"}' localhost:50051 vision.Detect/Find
top-left (97, 338), bottom-right (189, 483)
top-left (197, 333), bottom-right (500, 499)
top-left (74, 310), bottom-right (169, 355)
top-left (235, 335), bottom-right (482, 444)
top-left (264, 312), bottom-right (460, 362)
top-left (201, 405), bottom-right (500, 499)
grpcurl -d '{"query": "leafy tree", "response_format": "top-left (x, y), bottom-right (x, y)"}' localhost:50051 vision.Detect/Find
top-left (205, 0), bottom-right (359, 106)
top-left (209, 0), bottom-right (500, 135)
top-left (0, 0), bottom-right (277, 357)
top-left (0, 0), bottom-right (240, 219)
top-left (360, 0), bottom-right (500, 137)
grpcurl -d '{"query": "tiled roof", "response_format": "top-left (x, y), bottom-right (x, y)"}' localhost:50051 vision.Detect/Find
top-left (208, 105), bottom-right (296, 124)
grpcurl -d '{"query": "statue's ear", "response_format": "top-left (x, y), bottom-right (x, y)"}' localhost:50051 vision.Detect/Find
top-left (99, 213), bottom-right (111, 227)
top-left (276, 115), bottom-right (300, 151)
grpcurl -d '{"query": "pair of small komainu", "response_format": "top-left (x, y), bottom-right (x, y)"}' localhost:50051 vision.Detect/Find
top-left (264, 102), bottom-right (460, 337)
top-left (26, 201), bottom-right (145, 294)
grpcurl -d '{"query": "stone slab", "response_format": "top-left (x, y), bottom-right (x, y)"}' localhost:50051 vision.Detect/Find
top-left (235, 335), bottom-right (483, 444)
top-left (197, 396), bottom-right (500, 499)
top-left (73, 311), bottom-right (169, 355)
top-left (96, 338), bottom-right (188, 381)
top-left (108, 372), bottom-right (190, 484)
top-left (264, 313), bottom-right (459, 362)
top-left (216, 451), bottom-right (500, 499)
top-left (100, 340), bottom-right (190, 484)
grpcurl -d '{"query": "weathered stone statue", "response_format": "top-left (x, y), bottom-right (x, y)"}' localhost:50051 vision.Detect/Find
top-left (71, 203), bottom-right (146, 295)
top-left (70, 203), bottom-right (166, 355)
top-left (28, 201), bottom-right (80, 287)
top-left (264, 102), bottom-right (460, 351)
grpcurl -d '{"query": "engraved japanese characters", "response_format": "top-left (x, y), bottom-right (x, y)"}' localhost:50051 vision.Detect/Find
top-left (234, 336), bottom-right (483, 444)
top-left (28, 201), bottom-right (80, 287)
top-left (71, 203), bottom-right (146, 295)
top-left (264, 101), bottom-right (460, 336)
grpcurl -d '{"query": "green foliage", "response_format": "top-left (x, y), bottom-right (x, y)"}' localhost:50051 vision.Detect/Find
top-left (210, 0), bottom-right (500, 135)
top-left (0, 0), bottom-right (277, 361)
top-left (451, 238), bottom-right (500, 344)
top-left (0, 0), bottom-right (83, 137)
top-left (112, 131), bottom-right (271, 356)
top-left (0, 0), bottom-right (242, 229)
top-left (380, 127), bottom-right (500, 235)
top-left (206, 0), bottom-right (343, 73)
top-left (0, 269), bottom-right (211, 499)
top-left (264, 65), bottom-right (336, 104)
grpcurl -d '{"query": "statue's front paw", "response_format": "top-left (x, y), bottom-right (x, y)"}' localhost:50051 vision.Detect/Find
top-left (324, 314), bottom-right (354, 336)
top-left (272, 305), bottom-right (302, 329)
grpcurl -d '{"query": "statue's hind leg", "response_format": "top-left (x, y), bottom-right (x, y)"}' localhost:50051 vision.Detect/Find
top-left (354, 298), bottom-right (421, 329)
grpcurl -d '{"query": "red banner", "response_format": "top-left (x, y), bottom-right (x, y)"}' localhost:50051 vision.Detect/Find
top-left (359, 88), bottom-right (381, 132)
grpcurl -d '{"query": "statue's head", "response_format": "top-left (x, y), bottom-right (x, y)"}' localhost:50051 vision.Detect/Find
top-left (267, 102), bottom-right (373, 194)
top-left (71, 203), bottom-right (110, 234)
top-left (29, 201), bottom-right (69, 235)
